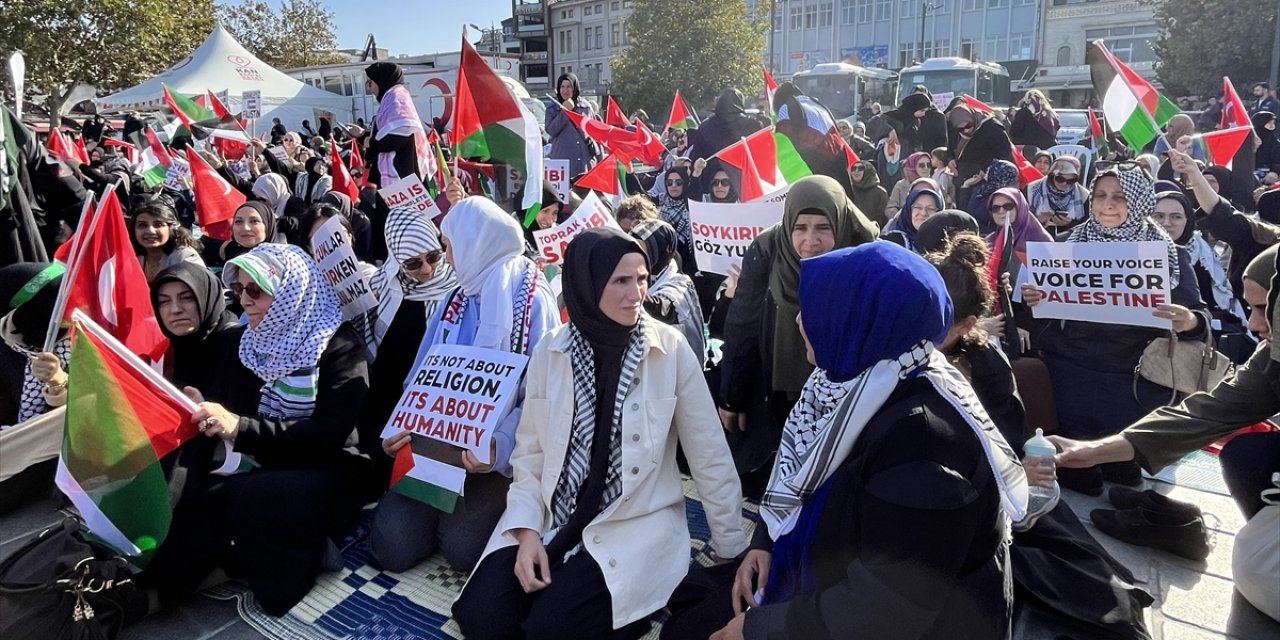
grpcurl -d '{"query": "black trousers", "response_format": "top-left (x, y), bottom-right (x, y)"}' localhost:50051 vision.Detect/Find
top-left (1220, 431), bottom-right (1280, 519)
top-left (452, 546), bottom-right (649, 640)
top-left (138, 465), bottom-right (364, 616)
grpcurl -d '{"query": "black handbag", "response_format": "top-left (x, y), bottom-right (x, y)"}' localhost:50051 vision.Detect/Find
top-left (0, 518), bottom-right (148, 640)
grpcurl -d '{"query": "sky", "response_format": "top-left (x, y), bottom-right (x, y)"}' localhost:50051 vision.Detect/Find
top-left (317, 0), bottom-right (514, 56)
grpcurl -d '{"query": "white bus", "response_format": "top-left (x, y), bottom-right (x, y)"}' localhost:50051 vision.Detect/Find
top-left (896, 57), bottom-right (1011, 109)
top-left (791, 63), bottom-right (898, 122)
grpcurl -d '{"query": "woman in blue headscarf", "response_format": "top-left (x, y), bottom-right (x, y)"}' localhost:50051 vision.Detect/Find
top-left (707, 242), bottom-right (1028, 640)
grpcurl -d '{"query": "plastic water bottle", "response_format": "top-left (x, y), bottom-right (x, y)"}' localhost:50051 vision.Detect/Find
top-left (1024, 428), bottom-right (1058, 503)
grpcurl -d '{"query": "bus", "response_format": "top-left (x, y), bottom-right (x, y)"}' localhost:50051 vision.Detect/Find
top-left (896, 57), bottom-right (1011, 109)
top-left (791, 63), bottom-right (898, 122)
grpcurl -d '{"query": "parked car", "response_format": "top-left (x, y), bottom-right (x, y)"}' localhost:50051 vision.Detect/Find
top-left (1055, 108), bottom-right (1091, 146)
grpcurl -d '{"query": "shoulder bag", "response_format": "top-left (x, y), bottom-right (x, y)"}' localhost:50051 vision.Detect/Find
top-left (1134, 322), bottom-right (1234, 407)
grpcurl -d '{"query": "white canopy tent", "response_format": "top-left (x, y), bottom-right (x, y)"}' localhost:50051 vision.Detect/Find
top-left (96, 26), bottom-right (354, 132)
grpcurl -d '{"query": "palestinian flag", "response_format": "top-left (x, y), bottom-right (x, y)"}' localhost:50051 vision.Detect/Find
top-left (605, 96), bottom-right (629, 127)
top-left (204, 90), bottom-right (235, 120)
top-left (1221, 77), bottom-right (1251, 130)
top-left (715, 127), bottom-right (811, 191)
top-left (763, 67), bottom-right (779, 118)
top-left (454, 36), bottom-right (543, 225)
top-left (1088, 40), bottom-right (1180, 151)
top-left (456, 159), bottom-right (499, 198)
top-left (1088, 108), bottom-right (1110, 158)
top-left (666, 90), bottom-right (700, 132)
top-left (1196, 126), bottom-right (1255, 167)
top-left (56, 312), bottom-right (197, 567)
top-left (100, 138), bottom-right (137, 165)
top-left (575, 152), bottom-right (629, 204)
top-left (390, 445), bottom-right (465, 513)
top-left (162, 84), bottom-right (216, 135)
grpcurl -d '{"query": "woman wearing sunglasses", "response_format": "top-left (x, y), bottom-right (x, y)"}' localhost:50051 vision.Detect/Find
top-left (368, 196), bottom-right (560, 575)
top-left (946, 103), bottom-right (1015, 212)
top-left (703, 169), bottom-right (739, 204)
top-left (981, 188), bottom-right (1053, 354)
top-left (1020, 164), bottom-right (1209, 495)
top-left (144, 243), bottom-right (377, 616)
top-left (1027, 156), bottom-right (1089, 233)
top-left (884, 151), bottom-right (934, 222)
top-left (654, 166), bottom-right (701, 274)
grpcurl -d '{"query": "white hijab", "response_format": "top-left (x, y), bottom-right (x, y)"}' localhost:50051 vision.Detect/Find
top-left (440, 197), bottom-right (534, 350)
top-left (252, 173), bottom-right (292, 218)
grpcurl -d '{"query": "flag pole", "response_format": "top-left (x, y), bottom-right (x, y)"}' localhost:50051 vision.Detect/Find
top-left (42, 194), bottom-right (101, 353)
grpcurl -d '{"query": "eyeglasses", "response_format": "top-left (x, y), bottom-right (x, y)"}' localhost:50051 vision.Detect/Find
top-left (229, 282), bottom-right (265, 300)
top-left (402, 250), bottom-right (443, 272)
top-left (917, 162), bottom-right (932, 169)
top-left (911, 204), bottom-right (939, 215)
top-left (710, 178), bottom-right (731, 187)
top-left (988, 202), bottom-right (1018, 214)
top-left (1053, 175), bottom-right (1079, 186)
top-left (1093, 160), bottom-right (1143, 174)
top-left (666, 179), bottom-right (684, 187)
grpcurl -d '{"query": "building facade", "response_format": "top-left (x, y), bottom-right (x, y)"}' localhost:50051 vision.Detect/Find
top-left (752, 0), bottom-right (1041, 85)
top-left (1030, 0), bottom-right (1159, 107)
top-left (545, 0), bottom-right (635, 95)
top-left (512, 0), bottom-right (552, 91)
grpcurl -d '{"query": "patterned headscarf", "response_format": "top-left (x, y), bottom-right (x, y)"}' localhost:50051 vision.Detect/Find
top-left (1069, 166), bottom-right (1180, 286)
top-left (223, 243), bottom-right (343, 382)
top-left (252, 173), bottom-right (292, 218)
top-left (973, 159), bottom-right (1020, 204)
top-left (368, 205), bottom-right (457, 357)
top-left (441, 196), bottom-right (537, 350)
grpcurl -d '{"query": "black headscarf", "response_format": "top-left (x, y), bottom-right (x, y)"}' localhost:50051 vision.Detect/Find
top-left (1154, 191), bottom-right (1197, 245)
top-left (365, 62), bottom-right (405, 101)
top-left (1203, 165), bottom-right (1246, 208)
top-left (150, 262), bottom-right (235, 344)
top-left (237, 201), bottom-right (280, 247)
top-left (714, 89), bottom-right (746, 119)
top-left (916, 209), bottom-right (980, 253)
top-left (317, 117), bottom-right (332, 139)
top-left (555, 72), bottom-right (582, 101)
top-left (0, 263), bottom-right (63, 347)
top-left (1257, 188), bottom-right (1280, 226)
top-left (562, 227), bottom-right (648, 351)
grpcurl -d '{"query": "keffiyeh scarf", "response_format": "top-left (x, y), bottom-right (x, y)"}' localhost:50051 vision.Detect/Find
top-left (1069, 168), bottom-right (1180, 287)
top-left (761, 343), bottom-right (1029, 540)
top-left (647, 264), bottom-right (705, 363)
top-left (3, 327), bottom-right (70, 426)
top-left (369, 205), bottom-right (457, 358)
top-left (657, 193), bottom-right (691, 247)
top-left (224, 243), bottom-right (342, 419)
top-left (1185, 232), bottom-right (1248, 325)
top-left (546, 315), bottom-right (649, 558)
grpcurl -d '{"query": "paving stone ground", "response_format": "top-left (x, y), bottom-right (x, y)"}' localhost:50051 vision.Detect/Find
top-left (3, 474), bottom-right (1276, 639)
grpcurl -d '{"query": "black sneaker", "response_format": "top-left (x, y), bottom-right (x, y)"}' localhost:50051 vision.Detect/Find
top-left (1090, 507), bottom-right (1210, 561)
top-left (1108, 486), bottom-right (1202, 521)
top-left (1058, 466), bottom-right (1104, 496)
top-left (1101, 460), bottom-right (1144, 487)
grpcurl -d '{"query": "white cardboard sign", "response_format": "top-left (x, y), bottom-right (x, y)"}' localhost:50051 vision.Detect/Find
top-left (378, 174), bottom-right (438, 216)
top-left (1026, 241), bottom-right (1173, 329)
top-left (531, 191), bottom-right (620, 265)
top-left (310, 215), bottom-right (376, 320)
top-left (689, 197), bottom-right (786, 276)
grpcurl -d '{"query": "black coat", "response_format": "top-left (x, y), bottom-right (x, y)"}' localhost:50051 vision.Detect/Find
top-left (953, 119), bottom-right (1015, 183)
top-left (744, 378), bottom-right (1010, 640)
top-left (1008, 107), bottom-right (1058, 150)
top-left (917, 109), bottom-right (949, 153)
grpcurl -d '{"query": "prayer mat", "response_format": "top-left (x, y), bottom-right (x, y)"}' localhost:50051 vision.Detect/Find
top-left (1144, 449), bottom-right (1229, 496)
top-left (206, 477), bottom-right (760, 639)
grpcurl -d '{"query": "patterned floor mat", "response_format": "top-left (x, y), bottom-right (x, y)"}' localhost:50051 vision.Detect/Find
top-left (207, 479), bottom-right (760, 640)
top-left (1143, 449), bottom-right (1230, 496)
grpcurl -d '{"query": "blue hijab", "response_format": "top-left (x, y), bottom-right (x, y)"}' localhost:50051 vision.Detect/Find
top-left (880, 188), bottom-right (944, 252)
top-left (799, 242), bottom-right (953, 382)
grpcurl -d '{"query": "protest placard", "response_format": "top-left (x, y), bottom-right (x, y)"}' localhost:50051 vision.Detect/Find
top-left (689, 196), bottom-right (786, 276)
top-left (310, 215), bottom-right (376, 320)
top-left (1025, 241), bottom-right (1173, 329)
top-left (242, 90), bottom-right (262, 119)
top-left (267, 145), bottom-right (289, 163)
top-left (544, 159), bottom-right (570, 200)
top-left (378, 174), bottom-right (439, 216)
top-left (932, 91), bottom-right (955, 111)
top-left (532, 191), bottom-right (620, 264)
top-left (380, 344), bottom-right (529, 471)
top-left (163, 159), bottom-right (190, 191)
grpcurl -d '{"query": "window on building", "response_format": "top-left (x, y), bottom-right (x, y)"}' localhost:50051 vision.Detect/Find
top-left (857, 0), bottom-right (873, 22)
top-left (612, 22), bottom-right (620, 46)
top-left (841, 0), bottom-right (856, 24)
top-left (790, 5), bottom-right (803, 29)
top-left (1008, 32), bottom-right (1033, 60)
top-left (988, 0), bottom-right (1007, 8)
top-left (899, 42), bottom-right (915, 67)
top-left (622, 21), bottom-right (629, 44)
top-left (612, 1), bottom-right (619, 9)
top-left (775, 7), bottom-right (784, 31)
top-left (804, 3), bottom-right (817, 28)
top-left (595, 3), bottom-right (603, 14)
top-left (983, 34), bottom-right (1007, 60)
top-left (874, 0), bottom-right (891, 20)
top-left (595, 25), bottom-right (603, 49)
top-left (623, 0), bottom-right (632, 7)
top-left (584, 27), bottom-right (593, 50)
top-left (901, 0), bottom-right (914, 18)
top-left (934, 39), bottom-right (951, 56)
top-left (566, 29), bottom-right (573, 53)
top-left (820, 1), bottom-right (834, 26)
top-left (1085, 26), bottom-right (1157, 64)
top-left (1056, 45), bottom-right (1072, 66)
top-left (1015, 0), bottom-right (1034, 6)
top-left (960, 38), bottom-right (974, 59)
top-left (963, 0), bottom-right (979, 10)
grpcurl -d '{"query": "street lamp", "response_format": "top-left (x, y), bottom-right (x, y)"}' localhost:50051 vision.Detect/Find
top-left (918, 2), bottom-right (941, 64)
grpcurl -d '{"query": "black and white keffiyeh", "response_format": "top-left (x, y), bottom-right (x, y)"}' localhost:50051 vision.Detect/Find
top-left (761, 342), bottom-right (1029, 539)
top-left (545, 314), bottom-right (649, 557)
top-left (368, 204), bottom-right (456, 358)
top-left (647, 263), bottom-right (705, 363)
top-left (1070, 167), bottom-right (1180, 286)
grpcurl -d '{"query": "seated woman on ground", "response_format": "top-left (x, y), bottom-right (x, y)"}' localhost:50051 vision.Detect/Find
top-left (452, 227), bottom-right (746, 640)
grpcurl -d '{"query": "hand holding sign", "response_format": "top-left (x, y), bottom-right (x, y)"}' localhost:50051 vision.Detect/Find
top-left (1024, 241), bottom-right (1180, 329)
top-left (532, 192), bottom-right (620, 264)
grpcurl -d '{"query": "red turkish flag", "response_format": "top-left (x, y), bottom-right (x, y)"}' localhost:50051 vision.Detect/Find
top-left (186, 147), bottom-right (244, 240)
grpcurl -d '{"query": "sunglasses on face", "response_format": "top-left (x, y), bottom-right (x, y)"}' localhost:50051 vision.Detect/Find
top-left (229, 282), bottom-right (265, 300)
top-left (988, 202), bottom-right (1018, 214)
top-left (917, 162), bottom-right (931, 169)
top-left (1053, 175), bottom-right (1079, 185)
top-left (402, 250), bottom-right (443, 272)
top-left (666, 179), bottom-right (684, 187)
top-left (710, 178), bottom-right (731, 187)
top-left (958, 123), bottom-right (976, 132)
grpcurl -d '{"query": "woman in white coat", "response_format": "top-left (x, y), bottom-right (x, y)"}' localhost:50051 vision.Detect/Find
top-left (452, 227), bottom-right (747, 640)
